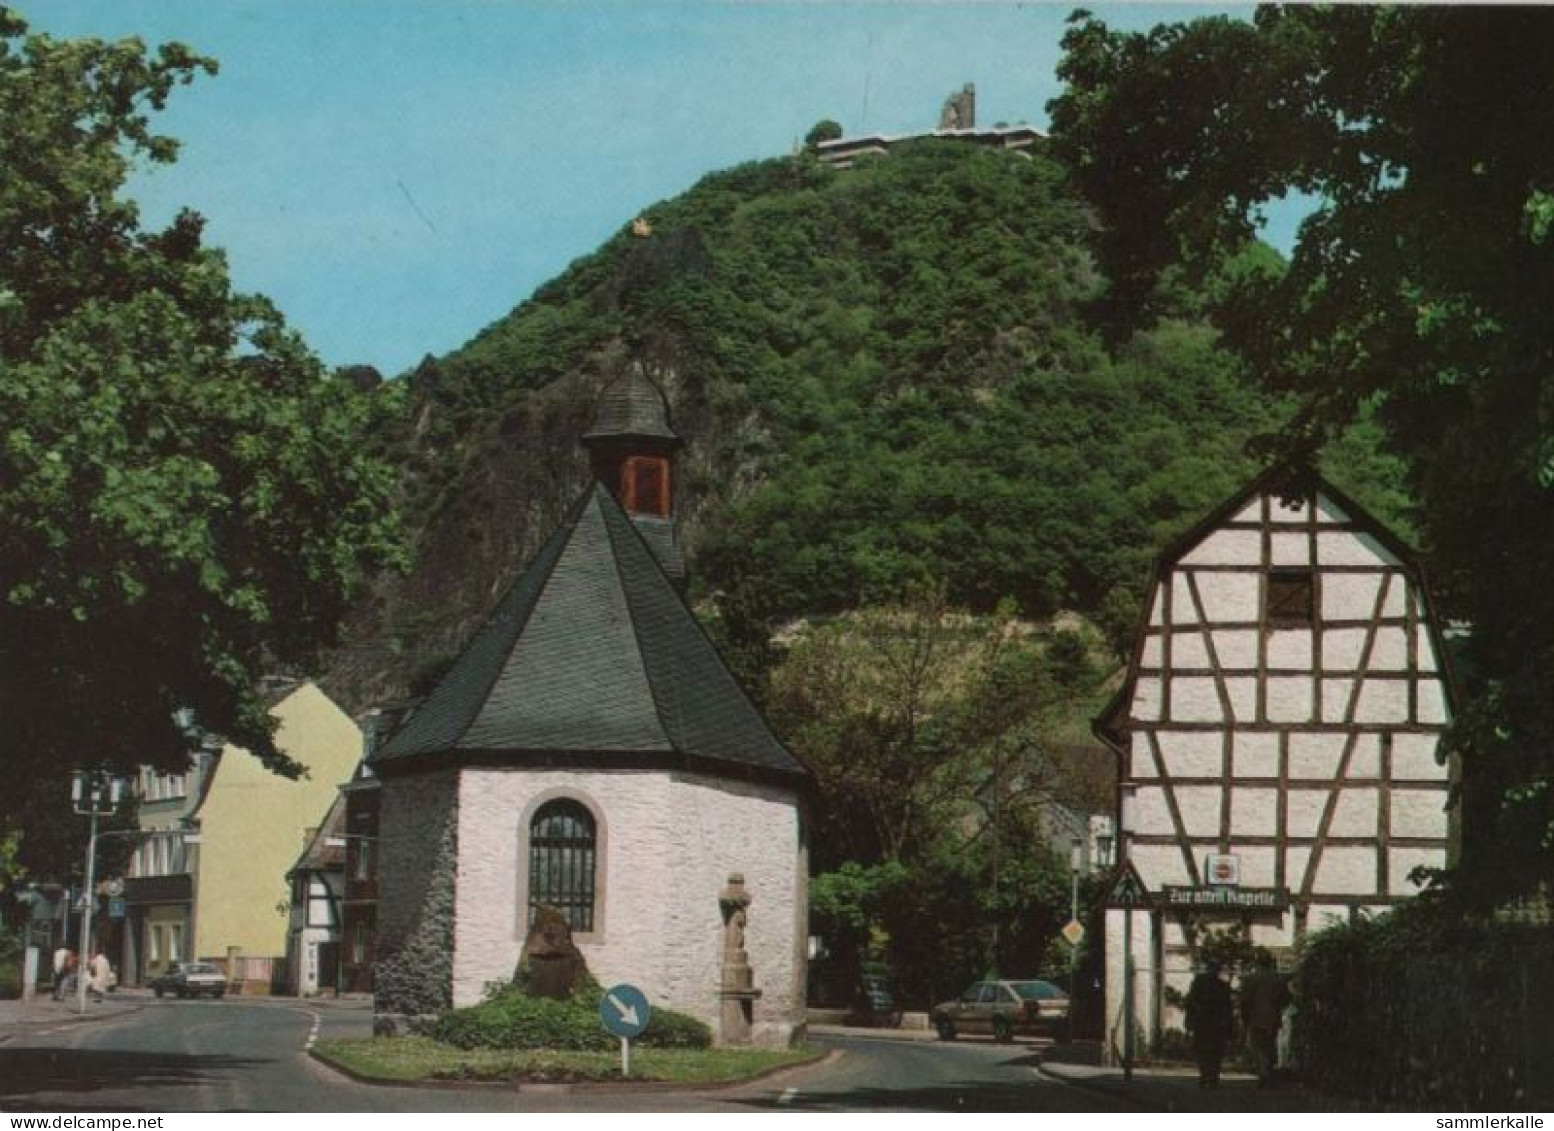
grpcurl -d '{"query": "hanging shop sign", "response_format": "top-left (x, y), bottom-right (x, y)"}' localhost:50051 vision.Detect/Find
top-left (1161, 885), bottom-right (1290, 912)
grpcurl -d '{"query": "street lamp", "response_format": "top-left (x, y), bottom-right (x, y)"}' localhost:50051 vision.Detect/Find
top-left (1118, 782), bottom-right (1138, 1082)
top-left (1094, 814), bottom-right (1116, 871)
top-left (70, 771), bottom-right (124, 1015)
top-left (1068, 835), bottom-right (1083, 1017)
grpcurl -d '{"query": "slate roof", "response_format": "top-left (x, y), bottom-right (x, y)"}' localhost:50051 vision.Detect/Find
top-left (371, 482), bottom-right (808, 785)
top-left (580, 365), bottom-right (681, 445)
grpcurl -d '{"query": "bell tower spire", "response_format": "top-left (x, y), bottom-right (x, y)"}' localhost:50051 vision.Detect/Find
top-left (581, 363), bottom-right (685, 583)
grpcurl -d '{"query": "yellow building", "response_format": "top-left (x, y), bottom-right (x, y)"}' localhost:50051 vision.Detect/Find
top-left (118, 681), bottom-right (361, 992)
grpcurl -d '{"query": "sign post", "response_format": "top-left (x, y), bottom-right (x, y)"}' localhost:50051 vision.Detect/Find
top-left (599, 983), bottom-right (651, 1078)
top-left (1105, 861), bottom-right (1153, 1084)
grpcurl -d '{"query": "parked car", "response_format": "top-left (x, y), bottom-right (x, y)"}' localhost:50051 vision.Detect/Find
top-left (150, 962), bottom-right (227, 999)
top-left (930, 979), bottom-right (1070, 1042)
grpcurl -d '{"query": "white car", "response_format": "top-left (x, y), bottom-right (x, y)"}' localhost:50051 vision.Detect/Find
top-left (150, 961), bottom-right (227, 999)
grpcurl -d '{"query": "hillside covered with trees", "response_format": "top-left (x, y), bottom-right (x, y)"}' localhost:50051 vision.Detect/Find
top-left (318, 134), bottom-right (1413, 1002)
top-left (328, 138), bottom-right (1406, 710)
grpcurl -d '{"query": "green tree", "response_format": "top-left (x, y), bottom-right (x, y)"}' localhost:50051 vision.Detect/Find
top-left (803, 119), bottom-right (842, 149)
top-left (0, 11), bottom-right (403, 897)
top-left (1050, 6), bottom-right (1554, 900)
top-left (769, 590), bottom-right (1103, 1003)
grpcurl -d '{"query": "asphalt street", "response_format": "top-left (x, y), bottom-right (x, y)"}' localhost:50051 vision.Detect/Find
top-left (0, 997), bottom-right (1130, 1113)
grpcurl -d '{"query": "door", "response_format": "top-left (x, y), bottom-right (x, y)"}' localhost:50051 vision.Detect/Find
top-left (317, 942), bottom-right (339, 996)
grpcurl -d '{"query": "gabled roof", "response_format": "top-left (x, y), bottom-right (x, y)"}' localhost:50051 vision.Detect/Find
top-left (289, 791), bottom-right (347, 877)
top-left (371, 482), bottom-right (808, 785)
top-left (1093, 464), bottom-right (1454, 747)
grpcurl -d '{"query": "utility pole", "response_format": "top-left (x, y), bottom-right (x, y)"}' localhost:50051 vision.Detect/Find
top-left (70, 772), bottom-right (122, 1015)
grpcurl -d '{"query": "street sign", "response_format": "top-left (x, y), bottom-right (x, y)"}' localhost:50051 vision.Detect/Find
top-left (1061, 919), bottom-right (1085, 947)
top-left (108, 898), bottom-right (125, 919)
top-left (1105, 860), bottom-right (1153, 909)
top-left (599, 983), bottom-right (651, 1040)
top-left (104, 879), bottom-right (125, 898)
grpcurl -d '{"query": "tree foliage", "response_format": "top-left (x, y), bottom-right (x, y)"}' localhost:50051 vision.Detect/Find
top-left (803, 119), bottom-right (842, 149)
top-left (1050, 6), bottom-right (1554, 897)
top-left (768, 589), bottom-right (1108, 1004)
top-left (0, 11), bottom-right (403, 895)
top-left (365, 138), bottom-right (1416, 706)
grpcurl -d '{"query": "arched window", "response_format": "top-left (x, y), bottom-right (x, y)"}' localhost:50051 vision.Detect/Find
top-left (528, 799), bottom-right (597, 932)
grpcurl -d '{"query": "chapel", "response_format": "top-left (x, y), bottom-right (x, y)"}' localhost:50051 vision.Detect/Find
top-left (368, 365), bottom-right (811, 1046)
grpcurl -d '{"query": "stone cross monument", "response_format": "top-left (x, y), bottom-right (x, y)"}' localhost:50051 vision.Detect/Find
top-left (718, 873), bottom-right (761, 1044)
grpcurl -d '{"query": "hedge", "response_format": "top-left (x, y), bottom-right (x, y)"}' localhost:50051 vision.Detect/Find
top-left (1293, 900), bottom-right (1554, 1109)
top-left (432, 981), bottom-right (711, 1052)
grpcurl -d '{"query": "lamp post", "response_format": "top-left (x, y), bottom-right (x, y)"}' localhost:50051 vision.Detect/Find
top-left (1068, 835), bottom-right (1083, 1010)
top-left (1118, 783), bottom-right (1138, 1083)
top-left (70, 772), bottom-right (124, 1015)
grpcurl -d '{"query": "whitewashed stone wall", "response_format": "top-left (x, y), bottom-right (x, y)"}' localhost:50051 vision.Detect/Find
top-left (454, 767), bottom-right (806, 1046)
top-left (1105, 486), bottom-right (1454, 1053)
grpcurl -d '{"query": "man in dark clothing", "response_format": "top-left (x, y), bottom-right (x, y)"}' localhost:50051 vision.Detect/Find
top-left (1184, 958), bottom-right (1234, 1088)
top-left (1239, 950), bottom-right (1292, 1088)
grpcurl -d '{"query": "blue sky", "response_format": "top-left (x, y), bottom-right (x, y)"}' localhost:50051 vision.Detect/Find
top-left (26, 2), bottom-right (1268, 377)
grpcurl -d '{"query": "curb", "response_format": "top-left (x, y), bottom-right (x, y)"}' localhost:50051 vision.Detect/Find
top-left (307, 1043), bottom-right (837, 1095)
top-left (1036, 1063), bottom-right (1153, 1110)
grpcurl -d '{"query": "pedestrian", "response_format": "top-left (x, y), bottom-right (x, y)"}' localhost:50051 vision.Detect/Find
top-left (1239, 949), bottom-right (1291, 1088)
top-left (88, 950), bottom-right (112, 1003)
top-left (1184, 957), bottom-right (1234, 1089)
top-left (52, 945), bottom-right (70, 1001)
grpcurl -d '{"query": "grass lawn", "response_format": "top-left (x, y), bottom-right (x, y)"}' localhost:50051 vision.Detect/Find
top-left (312, 1036), bottom-right (820, 1085)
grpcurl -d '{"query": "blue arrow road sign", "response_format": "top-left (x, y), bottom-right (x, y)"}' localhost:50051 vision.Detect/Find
top-left (599, 983), bottom-right (651, 1040)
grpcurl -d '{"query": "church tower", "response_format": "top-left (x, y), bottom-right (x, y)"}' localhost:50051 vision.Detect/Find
top-left (580, 363), bottom-right (685, 584)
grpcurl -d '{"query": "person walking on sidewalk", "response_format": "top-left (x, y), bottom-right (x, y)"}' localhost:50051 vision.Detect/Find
top-left (1185, 958), bottom-right (1234, 1089)
top-left (53, 948), bottom-right (78, 1001)
top-left (1240, 949), bottom-right (1291, 1088)
top-left (51, 946), bottom-right (69, 1001)
top-left (88, 951), bottom-right (112, 1003)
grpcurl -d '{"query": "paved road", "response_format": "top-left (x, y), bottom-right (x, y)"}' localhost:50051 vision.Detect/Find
top-left (736, 1034), bottom-right (1133, 1113)
top-left (0, 998), bottom-right (1126, 1112)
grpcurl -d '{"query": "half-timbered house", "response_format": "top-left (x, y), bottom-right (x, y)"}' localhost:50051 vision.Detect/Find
top-left (1095, 468), bottom-right (1456, 1050)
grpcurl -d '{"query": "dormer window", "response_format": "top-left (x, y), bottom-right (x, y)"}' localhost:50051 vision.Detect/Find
top-left (1266, 568), bottom-right (1314, 627)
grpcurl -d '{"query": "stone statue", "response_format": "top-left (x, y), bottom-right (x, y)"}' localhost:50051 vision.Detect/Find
top-left (516, 904), bottom-right (589, 999)
top-left (720, 874), bottom-right (752, 973)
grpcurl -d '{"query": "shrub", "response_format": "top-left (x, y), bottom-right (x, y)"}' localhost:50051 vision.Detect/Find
top-left (431, 982), bottom-right (711, 1051)
top-left (638, 1005), bottom-right (713, 1049)
top-left (1294, 900), bottom-right (1554, 1109)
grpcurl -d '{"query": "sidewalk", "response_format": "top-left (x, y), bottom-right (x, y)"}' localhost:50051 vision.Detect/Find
top-left (1037, 1044), bottom-right (1373, 1112)
top-left (0, 988), bottom-right (148, 1044)
top-left (807, 1023), bottom-right (939, 1042)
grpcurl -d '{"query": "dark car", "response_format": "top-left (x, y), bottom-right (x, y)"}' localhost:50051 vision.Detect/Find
top-left (150, 961), bottom-right (227, 999)
top-left (930, 979), bottom-right (1070, 1042)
